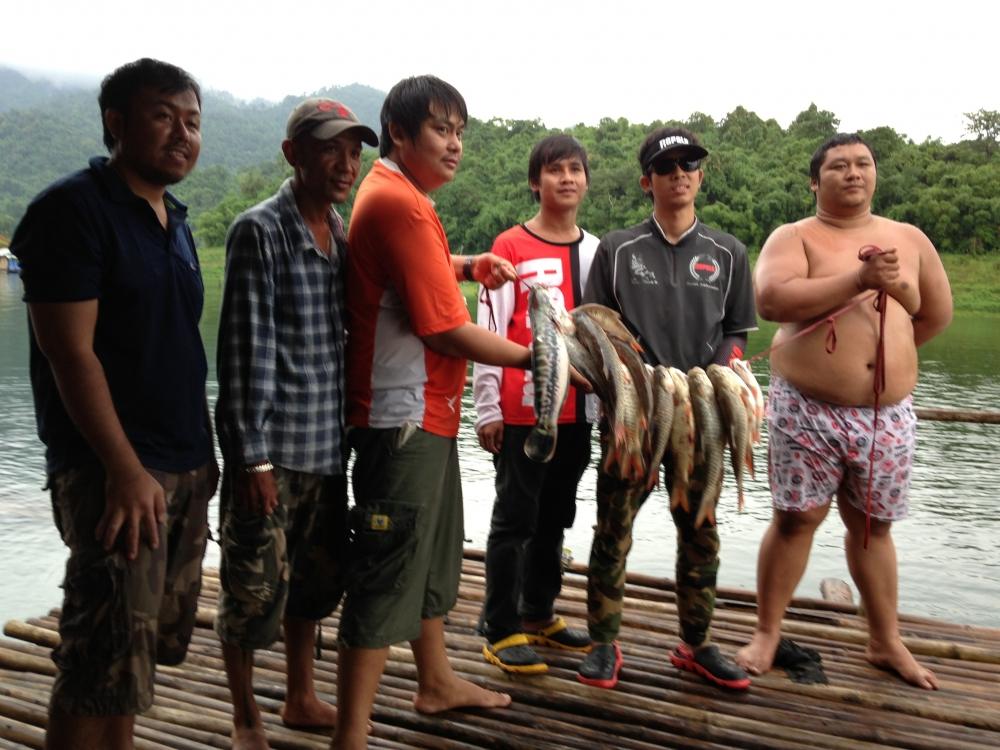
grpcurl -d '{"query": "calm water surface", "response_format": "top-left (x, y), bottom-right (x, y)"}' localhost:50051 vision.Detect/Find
top-left (1, 273), bottom-right (998, 629)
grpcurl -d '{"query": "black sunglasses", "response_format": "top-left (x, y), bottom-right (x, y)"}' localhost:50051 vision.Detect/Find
top-left (649, 157), bottom-right (701, 175)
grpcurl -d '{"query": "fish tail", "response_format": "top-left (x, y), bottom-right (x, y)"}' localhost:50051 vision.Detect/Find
top-left (524, 426), bottom-right (557, 463)
top-left (645, 464), bottom-right (660, 492)
top-left (602, 445), bottom-right (616, 474)
top-left (670, 482), bottom-right (689, 512)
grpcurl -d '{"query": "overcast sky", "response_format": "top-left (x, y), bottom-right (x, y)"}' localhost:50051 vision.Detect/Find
top-left (4, 0), bottom-right (996, 144)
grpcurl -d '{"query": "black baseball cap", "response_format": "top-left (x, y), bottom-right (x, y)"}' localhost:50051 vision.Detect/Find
top-left (640, 130), bottom-right (708, 171)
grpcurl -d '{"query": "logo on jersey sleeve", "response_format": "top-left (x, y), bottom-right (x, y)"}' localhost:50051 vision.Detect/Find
top-left (689, 254), bottom-right (721, 284)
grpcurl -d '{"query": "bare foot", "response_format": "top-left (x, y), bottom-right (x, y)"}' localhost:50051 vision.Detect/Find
top-left (413, 675), bottom-right (512, 714)
top-left (867, 638), bottom-right (939, 690)
top-left (232, 726), bottom-right (270, 750)
top-left (735, 631), bottom-right (781, 676)
top-left (280, 694), bottom-right (338, 729)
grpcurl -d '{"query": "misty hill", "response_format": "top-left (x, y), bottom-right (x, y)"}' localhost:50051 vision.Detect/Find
top-left (2, 67), bottom-right (996, 257)
top-left (0, 66), bottom-right (384, 233)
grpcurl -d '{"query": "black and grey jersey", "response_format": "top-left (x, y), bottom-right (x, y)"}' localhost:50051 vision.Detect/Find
top-left (583, 217), bottom-right (757, 370)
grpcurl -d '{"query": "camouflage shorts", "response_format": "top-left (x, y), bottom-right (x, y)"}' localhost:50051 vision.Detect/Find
top-left (587, 428), bottom-right (720, 647)
top-left (214, 465), bottom-right (348, 650)
top-left (48, 462), bottom-right (212, 715)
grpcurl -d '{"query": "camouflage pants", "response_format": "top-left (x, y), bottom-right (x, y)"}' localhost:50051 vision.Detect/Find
top-left (48, 462), bottom-right (212, 715)
top-left (587, 432), bottom-right (720, 647)
top-left (214, 465), bottom-right (348, 650)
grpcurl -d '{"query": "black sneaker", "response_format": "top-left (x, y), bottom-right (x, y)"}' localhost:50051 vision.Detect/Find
top-left (670, 643), bottom-right (750, 690)
top-left (576, 642), bottom-right (623, 689)
top-left (482, 634), bottom-right (547, 674)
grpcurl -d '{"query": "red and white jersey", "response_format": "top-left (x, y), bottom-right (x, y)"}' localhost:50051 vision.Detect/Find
top-left (346, 160), bottom-right (470, 438)
top-left (473, 224), bottom-right (599, 429)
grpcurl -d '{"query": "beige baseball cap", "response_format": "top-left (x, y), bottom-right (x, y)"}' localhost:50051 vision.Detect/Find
top-left (285, 98), bottom-right (378, 145)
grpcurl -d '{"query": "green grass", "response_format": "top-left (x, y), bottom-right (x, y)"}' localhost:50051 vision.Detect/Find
top-left (200, 249), bottom-right (1000, 316)
top-left (939, 254), bottom-right (1000, 314)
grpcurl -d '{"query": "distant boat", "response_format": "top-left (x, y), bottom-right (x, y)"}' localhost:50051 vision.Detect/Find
top-left (0, 248), bottom-right (19, 274)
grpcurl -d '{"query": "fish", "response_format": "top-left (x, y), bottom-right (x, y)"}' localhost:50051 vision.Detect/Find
top-left (573, 303), bottom-right (644, 353)
top-left (570, 311), bottom-right (621, 413)
top-left (731, 359), bottom-right (764, 444)
top-left (707, 364), bottom-right (752, 511)
top-left (667, 367), bottom-right (695, 512)
top-left (563, 322), bottom-right (606, 399)
top-left (524, 286), bottom-right (570, 463)
top-left (609, 359), bottom-right (646, 483)
top-left (687, 367), bottom-right (725, 528)
top-left (645, 365), bottom-right (675, 491)
top-left (611, 338), bottom-right (653, 435)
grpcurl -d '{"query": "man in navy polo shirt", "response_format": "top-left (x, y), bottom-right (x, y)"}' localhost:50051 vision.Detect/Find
top-left (577, 127), bottom-right (756, 691)
top-left (11, 58), bottom-right (216, 749)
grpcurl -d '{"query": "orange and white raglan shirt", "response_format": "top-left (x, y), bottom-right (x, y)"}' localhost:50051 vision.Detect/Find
top-left (346, 159), bottom-right (470, 438)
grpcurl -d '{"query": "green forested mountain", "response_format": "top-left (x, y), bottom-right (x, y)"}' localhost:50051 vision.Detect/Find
top-left (1, 66), bottom-right (997, 256)
top-left (0, 66), bottom-right (384, 232)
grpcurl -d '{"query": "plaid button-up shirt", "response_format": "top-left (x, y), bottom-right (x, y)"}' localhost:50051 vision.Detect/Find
top-left (215, 179), bottom-right (347, 475)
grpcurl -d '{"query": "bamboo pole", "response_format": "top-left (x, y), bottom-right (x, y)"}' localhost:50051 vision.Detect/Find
top-left (913, 406), bottom-right (1000, 424)
top-left (2, 555), bottom-right (1000, 750)
top-left (0, 716), bottom-right (43, 749)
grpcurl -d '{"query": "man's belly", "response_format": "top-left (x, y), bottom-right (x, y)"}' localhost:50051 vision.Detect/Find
top-left (770, 309), bottom-right (918, 406)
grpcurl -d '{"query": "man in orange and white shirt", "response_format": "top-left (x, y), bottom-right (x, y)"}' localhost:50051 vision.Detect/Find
top-left (335, 76), bottom-right (528, 749)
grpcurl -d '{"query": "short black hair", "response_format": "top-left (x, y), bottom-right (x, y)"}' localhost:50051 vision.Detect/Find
top-left (379, 75), bottom-right (468, 158)
top-left (809, 133), bottom-right (877, 181)
top-left (527, 134), bottom-right (590, 202)
top-left (98, 58), bottom-right (201, 151)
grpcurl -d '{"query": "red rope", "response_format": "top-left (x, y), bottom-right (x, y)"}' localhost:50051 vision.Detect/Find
top-left (478, 272), bottom-right (539, 333)
top-left (859, 245), bottom-right (888, 549)
top-left (746, 291), bottom-right (878, 365)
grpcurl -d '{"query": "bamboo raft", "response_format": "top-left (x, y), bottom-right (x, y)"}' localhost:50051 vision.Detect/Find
top-left (2, 551), bottom-right (999, 749)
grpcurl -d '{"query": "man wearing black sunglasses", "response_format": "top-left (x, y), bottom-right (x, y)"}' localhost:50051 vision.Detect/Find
top-left (577, 127), bottom-right (756, 691)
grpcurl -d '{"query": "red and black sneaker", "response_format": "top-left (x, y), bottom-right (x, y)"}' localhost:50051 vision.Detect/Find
top-left (670, 643), bottom-right (750, 691)
top-left (576, 642), bottom-right (623, 689)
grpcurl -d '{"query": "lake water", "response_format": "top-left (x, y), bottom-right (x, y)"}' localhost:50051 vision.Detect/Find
top-left (1, 272), bottom-right (998, 630)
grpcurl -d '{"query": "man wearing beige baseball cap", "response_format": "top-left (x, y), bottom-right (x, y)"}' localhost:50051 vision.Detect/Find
top-left (214, 98), bottom-right (376, 749)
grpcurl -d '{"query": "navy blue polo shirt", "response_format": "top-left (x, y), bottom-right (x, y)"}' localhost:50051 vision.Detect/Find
top-left (12, 157), bottom-right (213, 474)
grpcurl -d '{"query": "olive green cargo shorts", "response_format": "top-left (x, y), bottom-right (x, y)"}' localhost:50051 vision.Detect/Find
top-left (339, 425), bottom-right (464, 648)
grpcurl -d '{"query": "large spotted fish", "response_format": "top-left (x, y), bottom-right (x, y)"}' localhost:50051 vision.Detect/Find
top-left (524, 286), bottom-right (570, 463)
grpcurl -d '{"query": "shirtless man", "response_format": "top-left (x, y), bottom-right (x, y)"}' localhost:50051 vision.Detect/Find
top-left (736, 133), bottom-right (952, 689)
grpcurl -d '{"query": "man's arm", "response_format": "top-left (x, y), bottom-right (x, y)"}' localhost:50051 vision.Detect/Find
top-left (755, 224), bottom-right (884, 322)
top-left (424, 322), bottom-right (531, 367)
top-left (215, 219), bottom-right (279, 515)
top-left (717, 240), bottom-right (755, 363)
top-left (911, 229), bottom-right (953, 346)
top-left (28, 300), bottom-right (165, 560)
top-left (451, 252), bottom-right (517, 289)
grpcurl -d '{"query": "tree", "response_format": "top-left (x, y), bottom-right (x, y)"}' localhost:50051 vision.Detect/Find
top-left (788, 103), bottom-right (839, 142)
top-left (963, 109), bottom-right (1000, 158)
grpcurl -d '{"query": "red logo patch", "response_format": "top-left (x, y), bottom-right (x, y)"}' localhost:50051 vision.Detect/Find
top-left (316, 100), bottom-right (337, 112)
